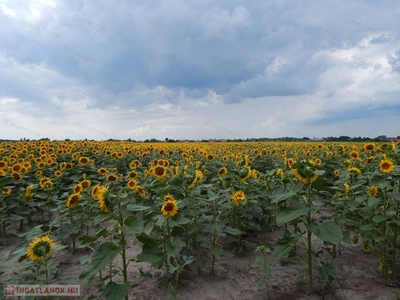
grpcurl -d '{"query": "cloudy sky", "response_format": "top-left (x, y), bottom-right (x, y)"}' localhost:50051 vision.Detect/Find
top-left (1, 0), bottom-right (399, 141)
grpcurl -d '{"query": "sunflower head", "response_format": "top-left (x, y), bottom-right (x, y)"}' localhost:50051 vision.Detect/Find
top-left (135, 185), bottom-right (146, 197)
top-left (78, 156), bottom-right (90, 165)
top-left (152, 166), bottom-right (166, 179)
top-left (67, 193), bottom-right (82, 208)
top-left (161, 200), bottom-right (179, 217)
top-left (368, 186), bottom-right (378, 197)
top-left (127, 179), bottom-right (137, 189)
top-left (73, 184), bottom-right (83, 194)
top-left (27, 235), bottom-right (55, 261)
top-left (231, 191), bottom-right (246, 206)
top-left (379, 159), bottom-right (395, 173)
top-left (218, 167), bottom-right (228, 176)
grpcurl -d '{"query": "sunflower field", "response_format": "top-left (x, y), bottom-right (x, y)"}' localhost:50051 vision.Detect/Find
top-left (0, 140), bottom-right (399, 299)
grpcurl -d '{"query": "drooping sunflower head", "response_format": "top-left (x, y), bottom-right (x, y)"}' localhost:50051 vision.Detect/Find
top-left (164, 194), bottom-right (176, 202)
top-left (276, 168), bottom-right (284, 178)
top-left (368, 186), bottom-right (378, 197)
top-left (379, 159), bottom-right (395, 173)
top-left (231, 190), bottom-right (246, 206)
top-left (287, 158), bottom-right (295, 168)
top-left (25, 185), bottom-right (34, 200)
top-left (97, 186), bottom-right (110, 212)
top-left (348, 167), bottom-right (362, 176)
top-left (291, 161), bottom-right (318, 184)
top-left (161, 200), bottom-right (179, 217)
top-left (135, 185), bottom-right (146, 197)
top-left (67, 193), bottom-right (82, 208)
top-left (333, 169), bottom-right (340, 177)
top-left (91, 185), bottom-right (101, 198)
top-left (27, 236), bottom-right (55, 261)
top-left (365, 156), bottom-right (375, 164)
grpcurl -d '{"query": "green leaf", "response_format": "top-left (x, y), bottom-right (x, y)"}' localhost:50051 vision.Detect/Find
top-left (137, 245), bottom-right (167, 269)
top-left (307, 222), bottom-right (342, 245)
top-left (120, 219), bottom-right (143, 235)
top-left (104, 281), bottom-right (131, 300)
top-left (224, 226), bottom-right (242, 235)
top-left (367, 197), bottom-right (381, 207)
top-left (176, 217), bottom-right (191, 225)
top-left (210, 246), bottom-right (224, 257)
top-left (126, 204), bottom-right (151, 211)
top-left (136, 233), bottom-right (157, 246)
top-left (273, 243), bottom-right (294, 259)
top-left (318, 263), bottom-right (336, 282)
top-left (90, 242), bottom-right (121, 268)
top-left (387, 192), bottom-right (400, 201)
top-left (91, 213), bottom-right (113, 225)
top-left (276, 207), bottom-right (309, 226)
top-left (372, 214), bottom-right (389, 223)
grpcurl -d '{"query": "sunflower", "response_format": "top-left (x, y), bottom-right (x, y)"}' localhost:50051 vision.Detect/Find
top-left (11, 164), bottom-right (22, 173)
top-left (364, 143), bottom-right (376, 152)
top-left (276, 168), bottom-right (284, 178)
top-left (0, 161), bottom-right (7, 169)
top-left (365, 156), bottom-right (375, 164)
top-left (206, 154), bottom-right (215, 161)
top-left (67, 193), bottom-right (82, 208)
top-left (333, 169), bottom-right (340, 177)
top-left (54, 170), bottom-right (62, 177)
top-left (106, 174), bottom-right (118, 182)
top-left (152, 166), bottom-right (166, 179)
top-left (127, 179), bottom-right (137, 189)
top-left (218, 166), bottom-right (228, 176)
top-left (2, 189), bottom-right (11, 195)
top-left (12, 172), bottom-right (22, 181)
top-left (78, 156), bottom-right (90, 165)
top-left (287, 158), bottom-right (295, 168)
top-left (164, 194), bottom-right (176, 202)
top-left (27, 235), bottom-right (55, 261)
top-left (348, 167), bottom-right (362, 175)
top-left (161, 200), bottom-right (179, 217)
top-left (25, 185), bottom-right (34, 200)
top-left (97, 186), bottom-right (110, 212)
top-left (349, 151), bottom-right (359, 160)
top-left (231, 191), bottom-right (246, 206)
top-left (81, 179), bottom-right (91, 189)
top-left (91, 185), bottom-right (101, 198)
top-left (98, 167), bottom-right (108, 175)
top-left (37, 162), bottom-right (46, 169)
top-left (368, 186), bottom-right (378, 197)
top-left (314, 158), bottom-right (322, 165)
top-left (39, 177), bottom-right (53, 189)
top-left (291, 169), bottom-right (318, 184)
top-left (135, 185), bottom-right (146, 197)
top-left (128, 171), bottom-right (138, 179)
top-left (379, 159), bottom-right (395, 173)
top-left (73, 184), bottom-right (83, 194)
